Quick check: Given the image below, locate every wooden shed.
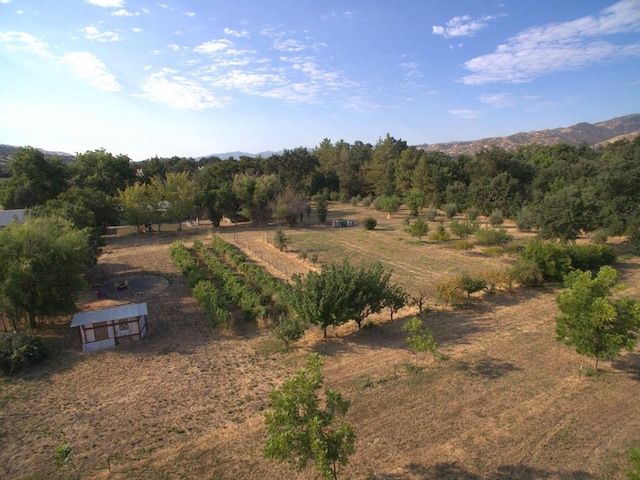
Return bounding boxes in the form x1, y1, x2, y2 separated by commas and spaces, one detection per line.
70, 303, 148, 352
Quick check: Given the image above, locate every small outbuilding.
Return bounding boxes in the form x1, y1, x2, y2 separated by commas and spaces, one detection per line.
70, 303, 148, 352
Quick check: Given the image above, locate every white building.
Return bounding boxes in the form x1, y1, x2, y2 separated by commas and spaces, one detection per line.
70, 303, 148, 352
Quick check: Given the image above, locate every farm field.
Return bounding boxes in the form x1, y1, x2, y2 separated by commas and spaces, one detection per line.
2, 204, 640, 479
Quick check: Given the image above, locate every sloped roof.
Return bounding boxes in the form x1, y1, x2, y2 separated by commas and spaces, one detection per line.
70, 303, 148, 327
0, 209, 25, 227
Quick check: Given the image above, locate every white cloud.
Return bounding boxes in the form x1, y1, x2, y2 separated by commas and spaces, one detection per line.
60, 52, 121, 91
0, 31, 52, 57
194, 38, 233, 54
450, 109, 482, 119
478, 93, 514, 108
1, 0, 12, 4
462, 0, 640, 85
112, 9, 136, 16
81, 25, 120, 42
224, 27, 250, 38
433, 14, 500, 38
273, 38, 306, 52
131, 27, 142, 33
140, 68, 227, 109
184, 11, 195, 17
86, 0, 124, 7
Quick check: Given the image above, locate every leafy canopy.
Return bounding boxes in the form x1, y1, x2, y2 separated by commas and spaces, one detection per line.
555, 266, 640, 368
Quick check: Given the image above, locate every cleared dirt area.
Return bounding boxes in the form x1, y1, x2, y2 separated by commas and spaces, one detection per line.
1, 205, 640, 479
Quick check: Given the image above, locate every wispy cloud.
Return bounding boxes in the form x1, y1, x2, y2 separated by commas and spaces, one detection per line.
462, 0, 640, 85
0, 31, 53, 57
184, 11, 195, 18
194, 38, 233, 54
433, 14, 500, 38
61, 52, 121, 91
81, 25, 120, 42
140, 68, 227, 109
112, 9, 138, 17
478, 92, 514, 108
450, 109, 482, 119
86, 0, 124, 7
224, 27, 250, 38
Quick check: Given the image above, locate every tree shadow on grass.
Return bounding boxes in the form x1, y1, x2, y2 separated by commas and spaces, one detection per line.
453, 357, 522, 380
611, 351, 640, 381
403, 461, 593, 479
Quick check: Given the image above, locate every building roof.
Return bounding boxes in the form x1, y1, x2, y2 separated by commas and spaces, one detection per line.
0, 209, 25, 228
70, 303, 148, 327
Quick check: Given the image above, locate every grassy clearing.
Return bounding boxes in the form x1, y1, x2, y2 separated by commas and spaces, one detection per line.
1, 204, 640, 479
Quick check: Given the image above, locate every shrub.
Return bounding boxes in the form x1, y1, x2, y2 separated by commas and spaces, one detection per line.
425, 208, 438, 222
482, 268, 512, 294
350, 195, 361, 206
489, 209, 504, 226
520, 241, 616, 282
429, 222, 450, 242
465, 206, 480, 222
516, 206, 537, 232
449, 219, 478, 239
272, 227, 290, 251
435, 277, 465, 306
452, 240, 474, 250
443, 203, 458, 218
362, 217, 377, 230
460, 272, 487, 299
0, 330, 49, 376
361, 195, 374, 208
590, 229, 609, 245
509, 259, 544, 287
475, 227, 513, 246
271, 316, 306, 350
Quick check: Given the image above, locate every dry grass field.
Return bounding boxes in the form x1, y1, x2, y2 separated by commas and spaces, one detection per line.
2, 204, 640, 480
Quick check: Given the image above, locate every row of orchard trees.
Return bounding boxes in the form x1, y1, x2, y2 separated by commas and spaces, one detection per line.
2, 136, 640, 244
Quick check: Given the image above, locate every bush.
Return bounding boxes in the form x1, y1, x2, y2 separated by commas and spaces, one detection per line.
425, 208, 438, 222
0, 330, 49, 376
475, 227, 513, 246
460, 272, 487, 298
465, 207, 480, 222
449, 219, 478, 239
452, 240, 474, 250
509, 259, 544, 287
489, 209, 504, 226
516, 206, 537, 232
350, 195, 361, 206
429, 223, 450, 242
435, 277, 465, 306
362, 217, 377, 230
443, 203, 458, 218
361, 195, 374, 208
590, 229, 609, 245
520, 241, 616, 282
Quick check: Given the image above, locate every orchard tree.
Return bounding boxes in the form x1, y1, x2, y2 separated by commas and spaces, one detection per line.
151, 171, 196, 229
0, 216, 93, 329
402, 317, 438, 364
555, 266, 640, 369
118, 182, 157, 232
405, 218, 430, 242
264, 353, 355, 480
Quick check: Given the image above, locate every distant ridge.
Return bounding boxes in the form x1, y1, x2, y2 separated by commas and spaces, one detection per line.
3, 114, 639, 166
417, 114, 640, 156
197, 150, 281, 160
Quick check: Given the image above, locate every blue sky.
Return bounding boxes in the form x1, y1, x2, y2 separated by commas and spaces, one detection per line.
1, 0, 639, 160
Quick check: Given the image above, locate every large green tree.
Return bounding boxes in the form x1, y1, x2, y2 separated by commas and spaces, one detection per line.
0, 217, 93, 329
555, 266, 640, 369
287, 260, 404, 336
0, 147, 69, 208
151, 171, 196, 230
264, 353, 355, 480
73, 148, 137, 197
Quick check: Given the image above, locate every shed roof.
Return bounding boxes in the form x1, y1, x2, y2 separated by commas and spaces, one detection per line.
0, 209, 25, 228
70, 303, 148, 327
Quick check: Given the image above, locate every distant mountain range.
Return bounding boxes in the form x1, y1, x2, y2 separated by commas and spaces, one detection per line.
2, 114, 639, 168
417, 113, 640, 156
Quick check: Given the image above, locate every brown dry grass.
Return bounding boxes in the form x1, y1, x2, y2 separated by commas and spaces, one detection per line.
2, 205, 640, 480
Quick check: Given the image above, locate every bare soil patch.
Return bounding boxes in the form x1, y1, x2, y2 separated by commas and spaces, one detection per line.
1, 205, 640, 479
